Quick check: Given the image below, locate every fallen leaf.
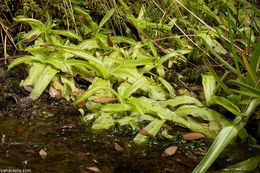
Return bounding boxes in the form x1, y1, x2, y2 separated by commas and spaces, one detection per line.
87, 167, 100, 172
93, 97, 117, 103
24, 35, 38, 43
183, 132, 205, 140
139, 129, 150, 136
73, 90, 86, 107
45, 124, 76, 132
162, 146, 178, 157
161, 129, 168, 137
16, 126, 27, 133
114, 142, 123, 152
20, 85, 33, 92
107, 35, 113, 47
78, 13, 87, 25
49, 86, 61, 99
187, 44, 193, 49
39, 149, 47, 159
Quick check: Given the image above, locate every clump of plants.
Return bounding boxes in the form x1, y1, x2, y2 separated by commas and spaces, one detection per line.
6, 0, 260, 172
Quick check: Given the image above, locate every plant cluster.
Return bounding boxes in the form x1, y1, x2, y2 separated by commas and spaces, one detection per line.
5, 0, 260, 172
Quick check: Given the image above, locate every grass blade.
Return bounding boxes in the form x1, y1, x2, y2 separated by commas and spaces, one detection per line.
193, 125, 241, 173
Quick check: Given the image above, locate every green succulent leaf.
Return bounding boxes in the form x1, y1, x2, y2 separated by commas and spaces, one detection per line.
49, 30, 82, 41
30, 66, 58, 100
14, 15, 46, 31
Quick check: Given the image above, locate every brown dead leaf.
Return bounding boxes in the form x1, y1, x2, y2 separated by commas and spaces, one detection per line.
183, 132, 205, 140
78, 13, 87, 25
187, 44, 193, 49
20, 85, 33, 92
87, 167, 100, 172
139, 129, 150, 136
49, 86, 61, 99
107, 35, 113, 47
39, 149, 47, 159
24, 35, 38, 43
162, 146, 178, 157
93, 97, 117, 103
16, 126, 27, 133
114, 142, 123, 152
73, 90, 86, 107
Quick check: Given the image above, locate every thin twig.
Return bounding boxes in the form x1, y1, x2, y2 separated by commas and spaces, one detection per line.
4, 35, 7, 65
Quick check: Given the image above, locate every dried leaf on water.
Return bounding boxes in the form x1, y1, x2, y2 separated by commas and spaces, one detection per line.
162, 146, 178, 157
93, 97, 117, 103
16, 126, 27, 133
183, 132, 205, 140
39, 149, 47, 159
114, 142, 123, 152
138, 129, 150, 136
87, 167, 100, 172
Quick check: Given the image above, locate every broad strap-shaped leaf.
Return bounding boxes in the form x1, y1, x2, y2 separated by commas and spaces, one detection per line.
30, 66, 58, 100
133, 119, 165, 144
92, 113, 115, 131
22, 27, 42, 41
53, 45, 109, 79
158, 77, 176, 97
78, 38, 100, 50
121, 77, 148, 98
163, 96, 203, 108
110, 36, 137, 45
21, 63, 45, 85
202, 74, 216, 105
14, 15, 46, 31
8, 56, 41, 70
49, 30, 82, 41
219, 156, 260, 173
193, 124, 241, 173
101, 103, 134, 112
67, 59, 102, 77
209, 96, 241, 116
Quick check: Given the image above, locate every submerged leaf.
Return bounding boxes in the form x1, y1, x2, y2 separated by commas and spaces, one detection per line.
162, 146, 178, 157
183, 132, 205, 140
114, 142, 123, 152
39, 149, 47, 159
138, 129, 150, 136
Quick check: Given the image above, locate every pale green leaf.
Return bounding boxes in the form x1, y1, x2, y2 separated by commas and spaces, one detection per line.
30, 66, 58, 100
